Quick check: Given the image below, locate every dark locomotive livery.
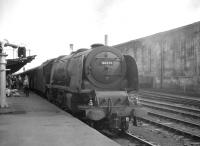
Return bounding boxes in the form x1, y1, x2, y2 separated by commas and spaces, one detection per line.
21, 44, 139, 131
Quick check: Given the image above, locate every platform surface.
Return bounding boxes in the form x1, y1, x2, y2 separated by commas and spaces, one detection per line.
0, 91, 120, 146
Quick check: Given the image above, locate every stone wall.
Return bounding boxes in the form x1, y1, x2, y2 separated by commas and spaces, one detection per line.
114, 21, 200, 94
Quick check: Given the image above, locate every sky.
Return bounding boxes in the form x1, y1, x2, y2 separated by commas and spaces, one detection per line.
0, 0, 200, 72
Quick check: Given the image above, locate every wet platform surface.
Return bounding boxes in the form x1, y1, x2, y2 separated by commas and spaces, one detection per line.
0, 91, 120, 146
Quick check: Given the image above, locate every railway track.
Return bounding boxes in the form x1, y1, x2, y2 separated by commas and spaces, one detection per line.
124, 131, 159, 146
139, 90, 200, 107
136, 90, 200, 145
101, 129, 159, 146
139, 90, 200, 119
137, 116, 200, 140
140, 99, 200, 119
108, 116, 200, 146
147, 109, 200, 128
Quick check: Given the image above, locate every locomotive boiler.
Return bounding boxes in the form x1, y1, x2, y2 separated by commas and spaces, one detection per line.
22, 44, 140, 131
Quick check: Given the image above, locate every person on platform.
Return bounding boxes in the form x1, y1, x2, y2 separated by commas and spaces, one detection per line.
23, 75, 29, 97
6, 74, 12, 89
17, 75, 22, 90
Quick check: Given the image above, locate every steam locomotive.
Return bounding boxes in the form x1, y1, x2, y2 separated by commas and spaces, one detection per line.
20, 44, 139, 131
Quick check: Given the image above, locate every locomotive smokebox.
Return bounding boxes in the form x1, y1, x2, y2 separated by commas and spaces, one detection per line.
85, 46, 126, 89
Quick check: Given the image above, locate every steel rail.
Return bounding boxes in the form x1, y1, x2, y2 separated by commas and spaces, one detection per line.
99, 129, 159, 146
141, 90, 200, 101
137, 117, 200, 140
147, 110, 200, 128
140, 98, 200, 114
139, 91, 200, 106
125, 131, 159, 146
139, 93, 200, 108
140, 101, 200, 119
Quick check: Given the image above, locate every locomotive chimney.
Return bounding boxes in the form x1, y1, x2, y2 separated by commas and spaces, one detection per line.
104, 34, 108, 46
70, 44, 73, 52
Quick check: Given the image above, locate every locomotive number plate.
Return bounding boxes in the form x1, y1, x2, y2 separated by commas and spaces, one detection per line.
101, 61, 113, 65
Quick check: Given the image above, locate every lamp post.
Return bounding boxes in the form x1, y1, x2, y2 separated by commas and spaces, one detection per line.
0, 40, 18, 108
0, 40, 8, 108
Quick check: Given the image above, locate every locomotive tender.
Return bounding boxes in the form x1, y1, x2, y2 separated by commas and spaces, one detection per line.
22, 44, 139, 131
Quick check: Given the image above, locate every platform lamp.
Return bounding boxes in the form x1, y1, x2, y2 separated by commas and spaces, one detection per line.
0, 40, 18, 108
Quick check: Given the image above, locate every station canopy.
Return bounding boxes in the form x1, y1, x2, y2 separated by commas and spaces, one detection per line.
6, 55, 36, 74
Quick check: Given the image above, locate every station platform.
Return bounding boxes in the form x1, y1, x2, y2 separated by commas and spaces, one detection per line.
0, 91, 120, 146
